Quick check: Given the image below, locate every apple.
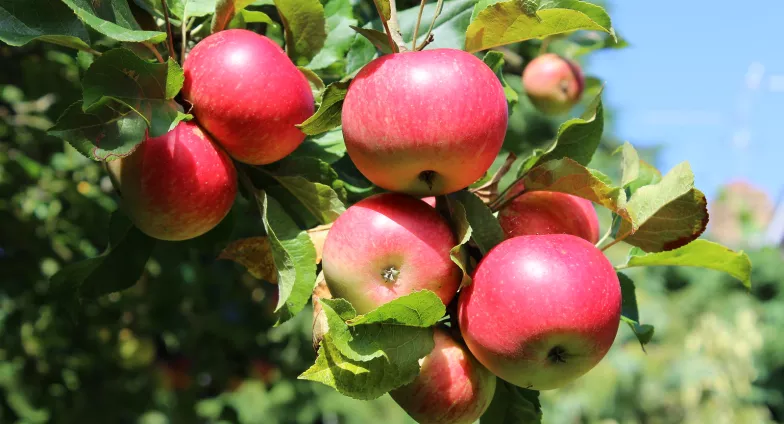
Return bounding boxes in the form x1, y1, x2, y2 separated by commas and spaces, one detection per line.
421, 196, 437, 207
341, 49, 508, 196
390, 327, 497, 424
321, 193, 462, 313
182, 29, 314, 165
108, 121, 237, 241
458, 234, 621, 390
499, 189, 600, 243
522, 53, 584, 115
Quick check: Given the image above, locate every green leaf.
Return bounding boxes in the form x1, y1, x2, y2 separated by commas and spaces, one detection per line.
522, 158, 629, 221
274, 176, 345, 224
448, 191, 504, 255
0, 0, 91, 51
48, 100, 148, 162
170, 0, 218, 19
373, 0, 391, 21
62, 0, 167, 43
269, 156, 347, 203
82, 48, 184, 112
211, 0, 255, 32
617, 162, 709, 252
347, 290, 446, 326
616, 142, 640, 188
299, 336, 422, 400
466, 0, 614, 52
50, 210, 156, 298
349, 26, 393, 54
302, 291, 444, 399
296, 81, 350, 136
292, 129, 347, 164
481, 381, 541, 423
627, 159, 662, 195
617, 272, 654, 349
621, 240, 752, 289
538, 92, 604, 166
345, 30, 377, 75
306, 0, 357, 70
259, 191, 318, 324
274, 0, 326, 65
483, 51, 518, 110
445, 197, 473, 287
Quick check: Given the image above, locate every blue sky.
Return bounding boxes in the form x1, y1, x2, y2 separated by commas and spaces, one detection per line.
589, 1, 783, 202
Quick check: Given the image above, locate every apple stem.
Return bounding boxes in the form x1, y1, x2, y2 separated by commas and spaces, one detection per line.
143, 42, 165, 64
595, 218, 615, 248
412, 0, 426, 51
370, 0, 399, 53
417, 0, 444, 51
386, 0, 409, 52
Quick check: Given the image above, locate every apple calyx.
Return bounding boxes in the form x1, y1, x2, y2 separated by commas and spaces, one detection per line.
419, 170, 437, 191
547, 345, 568, 364
381, 266, 401, 283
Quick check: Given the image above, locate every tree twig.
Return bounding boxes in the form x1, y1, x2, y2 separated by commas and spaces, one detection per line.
418, 0, 444, 50
370, 0, 397, 53
181, 15, 191, 62
470, 152, 517, 205
143, 42, 165, 63
160, 0, 177, 62
387, 0, 408, 52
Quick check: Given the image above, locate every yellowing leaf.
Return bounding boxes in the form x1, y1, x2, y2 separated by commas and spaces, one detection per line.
218, 237, 279, 283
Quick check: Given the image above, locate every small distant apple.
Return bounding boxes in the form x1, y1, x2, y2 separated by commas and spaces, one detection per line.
459, 234, 621, 390
390, 327, 496, 424
321, 193, 462, 313
522, 53, 584, 115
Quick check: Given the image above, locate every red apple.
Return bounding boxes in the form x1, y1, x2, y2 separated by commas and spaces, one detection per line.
182, 29, 314, 165
390, 327, 496, 424
321, 193, 461, 313
421, 196, 437, 207
108, 121, 237, 241
458, 234, 621, 390
342, 49, 508, 196
522, 53, 584, 115
499, 190, 600, 243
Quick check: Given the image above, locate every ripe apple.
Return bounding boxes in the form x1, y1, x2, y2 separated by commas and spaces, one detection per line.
390, 327, 496, 424
341, 49, 508, 196
182, 29, 314, 165
522, 53, 584, 115
321, 193, 462, 313
458, 234, 621, 390
108, 121, 237, 241
499, 189, 600, 243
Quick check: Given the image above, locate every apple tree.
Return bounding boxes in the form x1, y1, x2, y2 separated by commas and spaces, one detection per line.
0, 0, 754, 422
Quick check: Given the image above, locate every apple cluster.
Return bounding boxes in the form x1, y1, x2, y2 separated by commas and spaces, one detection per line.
319, 50, 616, 423
109, 26, 610, 423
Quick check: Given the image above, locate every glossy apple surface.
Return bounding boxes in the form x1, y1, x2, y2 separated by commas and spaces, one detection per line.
499, 190, 600, 243
522, 53, 584, 115
342, 49, 508, 196
321, 193, 461, 313
182, 29, 314, 165
458, 234, 621, 390
390, 327, 496, 424
108, 121, 236, 241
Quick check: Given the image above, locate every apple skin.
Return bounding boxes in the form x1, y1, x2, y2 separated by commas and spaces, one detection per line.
390, 327, 497, 424
321, 193, 462, 314
458, 234, 621, 390
108, 121, 237, 241
522, 53, 585, 115
342, 49, 508, 196
182, 29, 314, 165
499, 190, 600, 243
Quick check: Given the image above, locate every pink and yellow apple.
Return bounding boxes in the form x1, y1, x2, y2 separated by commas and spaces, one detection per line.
321, 193, 461, 313
390, 327, 496, 424
499, 189, 600, 243
108, 121, 236, 241
458, 234, 621, 390
522, 53, 585, 115
342, 49, 508, 196
182, 29, 314, 165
